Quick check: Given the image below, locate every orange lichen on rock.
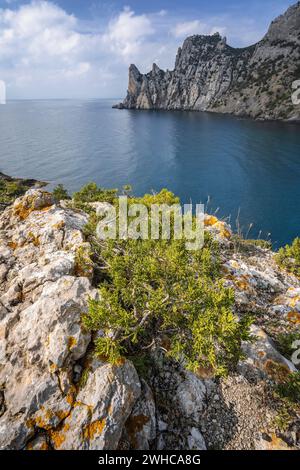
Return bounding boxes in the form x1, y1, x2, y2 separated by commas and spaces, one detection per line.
27, 232, 40, 247
260, 433, 292, 450
33, 407, 56, 431
49, 422, 70, 449
65, 385, 77, 407
215, 221, 231, 239
83, 418, 106, 441
257, 350, 266, 358
13, 192, 53, 220
68, 336, 77, 350
287, 310, 300, 324
204, 215, 218, 227
7, 241, 18, 250
264, 359, 291, 383
52, 220, 65, 230
235, 276, 250, 290
289, 296, 300, 308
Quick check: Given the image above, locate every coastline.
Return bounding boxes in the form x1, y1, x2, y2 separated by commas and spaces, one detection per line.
0, 172, 47, 210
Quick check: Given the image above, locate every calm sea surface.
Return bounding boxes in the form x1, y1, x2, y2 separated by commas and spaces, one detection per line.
0, 99, 300, 247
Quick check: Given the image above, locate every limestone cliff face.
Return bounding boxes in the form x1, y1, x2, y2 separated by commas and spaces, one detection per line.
115, 2, 300, 120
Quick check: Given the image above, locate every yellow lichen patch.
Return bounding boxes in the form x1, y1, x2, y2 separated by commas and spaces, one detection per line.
13, 203, 33, 220
7, 241, 18, 250
83, 418, 106, 441
287, 311, 300, 324
235, 276, 250, 290
273, 295, 286, 305
40, 206, 52, 213
257, 351, 266, 358
230, 260, 240, 269
115, 357, 126, 366
215, 221, 231, 239
52, 220, 65, 230
65, 385, 77, 407
27, 232, 40, 247
289, 296, 300, 308
49, 422, 70, 449
262, 433, 292, 450
33, 407, 55, 431
204, 215, 218, 227
49, 363, 57, 374
13, 193, 53, 220
68, 336, 77, 350
264, 360, 291, 383
55, 409, 70, 422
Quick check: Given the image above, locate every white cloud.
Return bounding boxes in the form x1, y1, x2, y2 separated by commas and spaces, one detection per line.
172, 20, 206, 38
171, 20, 227, 39
103, 7, 154, 60
0, 1, 273, 99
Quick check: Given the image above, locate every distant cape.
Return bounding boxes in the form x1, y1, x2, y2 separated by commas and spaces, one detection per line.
114, 2, 300, 121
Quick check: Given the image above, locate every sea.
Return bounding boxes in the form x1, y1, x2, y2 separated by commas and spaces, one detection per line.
1, 98, 300, 247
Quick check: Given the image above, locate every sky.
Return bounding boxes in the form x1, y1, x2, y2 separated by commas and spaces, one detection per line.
0, 0, 297, 99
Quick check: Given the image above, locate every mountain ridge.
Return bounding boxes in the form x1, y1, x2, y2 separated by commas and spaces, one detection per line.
114, 2, 300, 120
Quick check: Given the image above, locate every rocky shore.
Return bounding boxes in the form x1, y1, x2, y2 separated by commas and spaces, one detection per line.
0, 188, 299, 450
0, 172, 46, 211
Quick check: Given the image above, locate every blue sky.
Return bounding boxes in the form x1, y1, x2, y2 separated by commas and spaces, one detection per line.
0, 0, 296, 98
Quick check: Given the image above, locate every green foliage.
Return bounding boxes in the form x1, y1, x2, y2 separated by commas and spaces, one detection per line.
244, 239, 272, 250
128, 354, 154, 379
74, 245, 93, 278
0, 179, 29, 205
73, 182, 118, 205
276, 372, 300, 404
53, 184, 70, 203
277, 332, 300, 360
79, 185, 253, 376
275, 238, 300, 276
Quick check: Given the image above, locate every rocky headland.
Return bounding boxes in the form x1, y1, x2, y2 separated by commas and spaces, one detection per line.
115, 2, 300, 121
0, 187, 299, 450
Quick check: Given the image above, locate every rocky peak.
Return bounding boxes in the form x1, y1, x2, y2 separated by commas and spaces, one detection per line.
264, 1, 300, 42
115, 2, 300, 120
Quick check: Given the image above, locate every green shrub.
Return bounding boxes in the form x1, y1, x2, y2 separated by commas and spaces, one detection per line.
0, 179, 28, 204
275, 238, 300, 276
80, 186, 253, 376
277, 332, 300, 360
73, 182, 118, 205
276, 372, 300, 404
53, 184, 70, 203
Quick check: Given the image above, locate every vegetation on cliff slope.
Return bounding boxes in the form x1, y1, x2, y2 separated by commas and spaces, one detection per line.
0, 173, 44, 207
71, 183, 253, 376
276, 238, 300, 277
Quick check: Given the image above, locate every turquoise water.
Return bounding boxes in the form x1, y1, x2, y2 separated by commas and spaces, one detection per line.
0, 99, 300, 247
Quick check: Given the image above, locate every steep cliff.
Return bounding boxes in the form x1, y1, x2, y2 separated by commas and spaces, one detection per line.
115, 2, 300, 120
